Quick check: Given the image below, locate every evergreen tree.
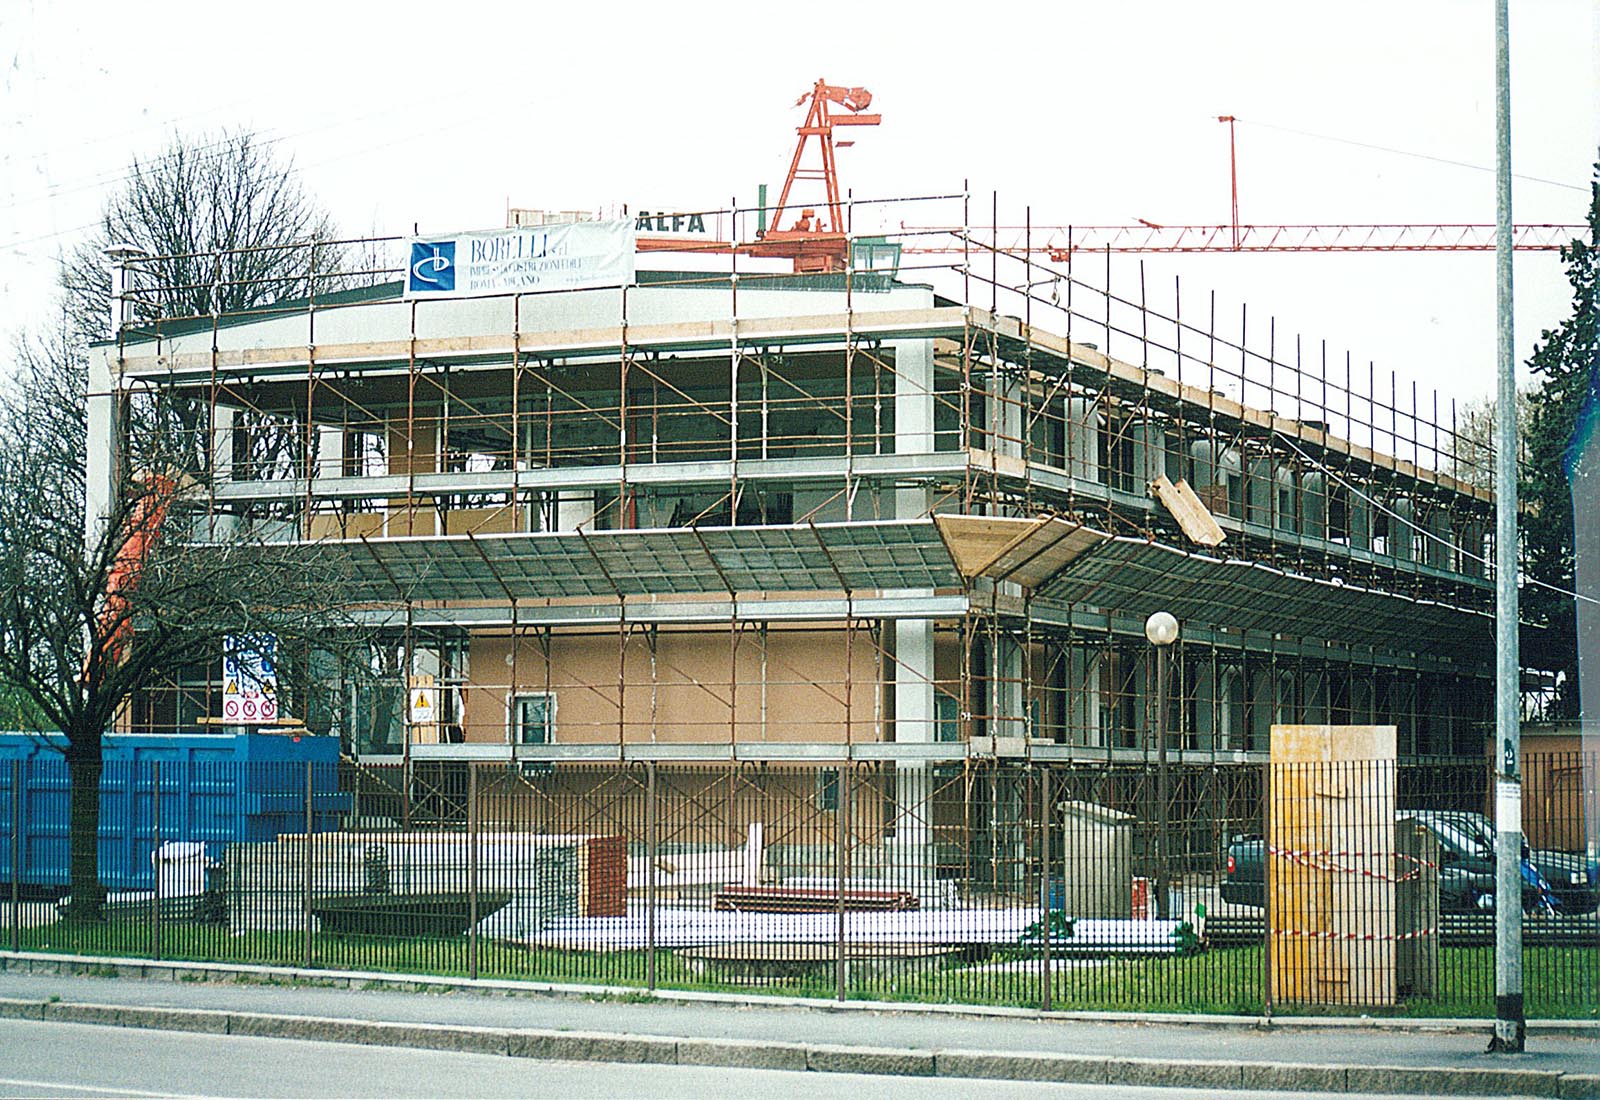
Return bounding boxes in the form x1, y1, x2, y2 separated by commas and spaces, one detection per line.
1522, 158, 1599, 718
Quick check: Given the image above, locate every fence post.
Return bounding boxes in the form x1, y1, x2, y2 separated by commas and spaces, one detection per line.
468, 762, 479, 981
1041, 765, 1053, 1012
402, 758, 412, 832
645, 762, 657, 993
11, 759, 22, 954
835, 763, 849, 1002
150, 760, 161, 961
1261, 759, 1273, 1021
302, 761, 313, 970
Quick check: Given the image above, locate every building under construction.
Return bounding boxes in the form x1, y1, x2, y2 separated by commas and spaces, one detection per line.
90, 189, 1500, 779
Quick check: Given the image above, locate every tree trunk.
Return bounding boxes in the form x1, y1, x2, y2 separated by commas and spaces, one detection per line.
65, 750, 105, 922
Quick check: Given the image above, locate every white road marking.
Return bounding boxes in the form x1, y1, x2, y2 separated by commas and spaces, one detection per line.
0, 1078, 208, 1098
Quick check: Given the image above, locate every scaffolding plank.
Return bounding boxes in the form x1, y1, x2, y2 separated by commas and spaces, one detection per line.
1151, 475, 1227, 548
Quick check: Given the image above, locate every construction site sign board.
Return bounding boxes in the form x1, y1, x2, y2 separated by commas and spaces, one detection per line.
634, 208, 726, 239
222, 633, 279, 725
405, 220, 635, 299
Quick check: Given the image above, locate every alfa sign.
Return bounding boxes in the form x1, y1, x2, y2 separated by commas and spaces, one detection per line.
222, 633, 279, 725
405, 221, 635, 299
634, 209, 726, 239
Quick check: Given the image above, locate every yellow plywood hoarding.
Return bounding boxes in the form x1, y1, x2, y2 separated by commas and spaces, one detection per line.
1269, 724, 1397, 1007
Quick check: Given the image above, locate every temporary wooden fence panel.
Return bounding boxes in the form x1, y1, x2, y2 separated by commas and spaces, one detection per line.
1269, 724, 1397, 1007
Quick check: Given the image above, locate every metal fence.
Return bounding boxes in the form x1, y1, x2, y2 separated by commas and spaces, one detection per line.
2, 753, 1595, 1017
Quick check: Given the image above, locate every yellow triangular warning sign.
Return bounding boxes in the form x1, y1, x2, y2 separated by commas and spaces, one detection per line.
413, 693, 432, 710
225, 680, 238, 695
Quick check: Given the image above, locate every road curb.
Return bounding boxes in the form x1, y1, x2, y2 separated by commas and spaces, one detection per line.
8, 996, 1589, 1097
5, 950, 1595, 1037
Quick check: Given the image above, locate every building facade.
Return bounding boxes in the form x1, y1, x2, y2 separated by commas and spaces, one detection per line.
88, 218, 1498, 776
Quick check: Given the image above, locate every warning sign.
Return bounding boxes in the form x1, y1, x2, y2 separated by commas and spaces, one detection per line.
222, 633, 280, 726
409, 680, 437, 725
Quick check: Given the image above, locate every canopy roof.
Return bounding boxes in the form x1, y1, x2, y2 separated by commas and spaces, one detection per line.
238, 514, 1490, 655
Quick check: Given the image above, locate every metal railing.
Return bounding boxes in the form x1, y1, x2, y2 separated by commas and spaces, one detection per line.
2, 753, 1593, 1017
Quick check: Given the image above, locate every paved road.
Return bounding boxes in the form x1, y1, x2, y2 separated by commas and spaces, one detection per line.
0, 1018, 1466, 1100
0, 970, 1593, 1075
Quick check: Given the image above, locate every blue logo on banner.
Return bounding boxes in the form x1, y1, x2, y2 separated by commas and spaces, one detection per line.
409, 240, 456, 293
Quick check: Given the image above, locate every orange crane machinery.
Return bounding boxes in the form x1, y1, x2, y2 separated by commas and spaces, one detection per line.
746, 79, 881, 273
87, 471, 178, 679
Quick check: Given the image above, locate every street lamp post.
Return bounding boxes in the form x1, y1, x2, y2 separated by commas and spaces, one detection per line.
1146, 611, 1179, 921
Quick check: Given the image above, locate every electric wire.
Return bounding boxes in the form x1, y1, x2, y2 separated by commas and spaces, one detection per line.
1273, 431, 1598, 606
1236, 117, 1587, 194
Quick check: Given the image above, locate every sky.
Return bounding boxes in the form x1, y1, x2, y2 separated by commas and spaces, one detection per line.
2, 0, 1596, 416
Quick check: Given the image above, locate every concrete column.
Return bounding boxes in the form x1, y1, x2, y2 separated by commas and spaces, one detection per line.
892, 338, 933, 519
557, 491, 596, 532
317, 425, 344, 480
207, 405, 238, 542
891, 617, 936, 890
212, 406, 235, 482
991, 373, 1024, 462
890, 337, 938, 892
894, 620, 935, 745
84, 349, 118, 551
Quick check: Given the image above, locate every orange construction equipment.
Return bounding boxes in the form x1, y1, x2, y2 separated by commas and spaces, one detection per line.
88, 472, 178, 676
747, 79, 880, 273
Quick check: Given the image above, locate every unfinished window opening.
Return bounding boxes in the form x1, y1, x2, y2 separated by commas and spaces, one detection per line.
512, 692, 556, 745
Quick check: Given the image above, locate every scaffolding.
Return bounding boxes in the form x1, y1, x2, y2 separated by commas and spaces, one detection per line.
95, 192, 1502, 766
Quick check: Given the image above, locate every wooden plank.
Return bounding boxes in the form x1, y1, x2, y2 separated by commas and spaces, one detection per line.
933, 514, 1043, 577
1150, 475, 1226, 547
931, 513, 1110, 590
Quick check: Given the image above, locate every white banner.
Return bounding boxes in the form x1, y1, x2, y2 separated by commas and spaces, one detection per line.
404, 220, 635, 299
222, 633, 280, 725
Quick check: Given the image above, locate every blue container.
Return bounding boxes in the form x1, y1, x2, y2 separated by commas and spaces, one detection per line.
0, 732, 347, 891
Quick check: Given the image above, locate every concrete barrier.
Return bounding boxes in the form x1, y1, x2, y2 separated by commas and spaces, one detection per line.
936, 1051, 1110, 1083
807, 1044, 936, 1076
1561, 1075, 1600, 1099
677, 1037, 808, 1071
1111, 1057, 1243, 1090
46, 1001, 229, 1034
1345, 1065, 1563, 1097
507, 1030, 677, 1064
0, 997, 45, 1020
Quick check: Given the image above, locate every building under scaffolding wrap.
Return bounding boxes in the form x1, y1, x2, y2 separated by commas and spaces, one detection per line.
89, 197, 1505, 803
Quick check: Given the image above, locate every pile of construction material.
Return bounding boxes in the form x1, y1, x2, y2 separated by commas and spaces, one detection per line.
224, 831, 624, 936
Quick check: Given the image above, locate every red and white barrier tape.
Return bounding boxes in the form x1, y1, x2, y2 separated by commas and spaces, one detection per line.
1268, 845, 1438, 883
1272, 927, 1437, 942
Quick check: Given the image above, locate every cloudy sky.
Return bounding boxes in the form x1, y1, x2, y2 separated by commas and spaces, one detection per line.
3, 0, 1595, 416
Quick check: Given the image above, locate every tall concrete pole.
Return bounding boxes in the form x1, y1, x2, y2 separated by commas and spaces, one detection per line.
1489, 0, 1525, 1055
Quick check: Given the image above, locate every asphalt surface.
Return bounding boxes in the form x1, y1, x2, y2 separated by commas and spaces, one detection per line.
0, 968, 1594, 1074
0, 1017, 1471, 1100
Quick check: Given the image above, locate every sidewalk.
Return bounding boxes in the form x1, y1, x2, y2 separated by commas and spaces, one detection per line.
1, 953, 1596, 1096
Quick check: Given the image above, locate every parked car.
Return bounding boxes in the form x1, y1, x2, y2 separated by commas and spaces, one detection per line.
1222, 810, 1599, 915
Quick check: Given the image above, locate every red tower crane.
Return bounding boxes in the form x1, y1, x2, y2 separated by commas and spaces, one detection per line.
902, 116, 1582, 256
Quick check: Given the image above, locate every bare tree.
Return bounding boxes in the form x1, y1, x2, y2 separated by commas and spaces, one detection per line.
0, 321, 382, 919
0, 131, 388, 921
57, 131, 377, 479
58, 130, 348, 343
1445, 391, 1532, 491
